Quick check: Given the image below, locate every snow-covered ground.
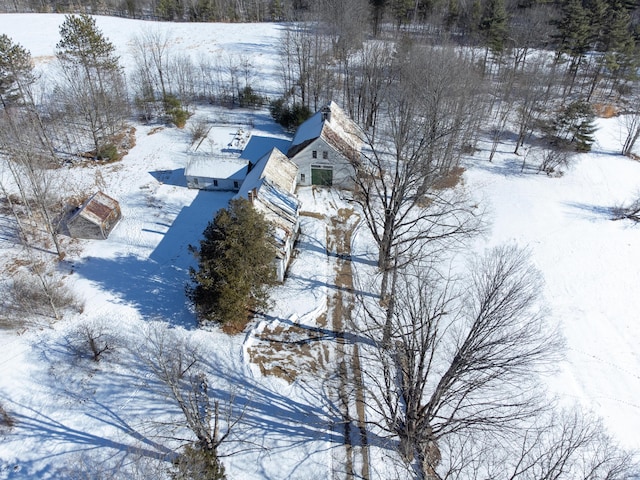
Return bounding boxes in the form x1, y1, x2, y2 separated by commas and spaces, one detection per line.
0, 13, 640, 479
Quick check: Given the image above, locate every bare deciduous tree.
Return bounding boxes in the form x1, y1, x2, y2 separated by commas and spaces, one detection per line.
436, 408, 639, 480
132, 28, 175, 119
621, 100, 640, 157
360, 246, 561, 479
351, 43, 484, 299
0, 34, 64, 257
612, 194, 640, 222
137, 325, 246, 478
69, 319, 115, 362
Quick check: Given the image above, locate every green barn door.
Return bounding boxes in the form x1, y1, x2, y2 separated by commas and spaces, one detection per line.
311, 166, 333, 186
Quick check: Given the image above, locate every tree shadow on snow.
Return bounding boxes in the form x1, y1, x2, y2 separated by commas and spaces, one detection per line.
465, 156, 531, 177
258, 312, 378, 348
201, 364, 390, 459
563, 201, 615, 221
0, 398, 175, 474
295, 237, 378, 267
286, 272, 378, 300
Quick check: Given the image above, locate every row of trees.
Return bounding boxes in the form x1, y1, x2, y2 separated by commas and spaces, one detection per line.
0, 0, 309, 21
290, 5, 640, 478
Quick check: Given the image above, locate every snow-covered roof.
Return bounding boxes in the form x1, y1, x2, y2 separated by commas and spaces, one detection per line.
239, 148, 298, 197
236, 148, 300, 252
72, 191, 119, 225
253, 180, 300, 234
185, 156, 249, 180
287, 101, 362, 162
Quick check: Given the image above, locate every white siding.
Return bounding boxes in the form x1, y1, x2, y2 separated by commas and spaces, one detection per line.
186, 176, 241, 191
293, 138, 355, 189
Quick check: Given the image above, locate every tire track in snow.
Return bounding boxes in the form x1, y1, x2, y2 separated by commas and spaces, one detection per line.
326, 205, 370, 480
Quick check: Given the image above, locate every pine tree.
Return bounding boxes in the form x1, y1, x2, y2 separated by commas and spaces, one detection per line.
480, 0, 508, 56
56, 14, 128, 158
602, 2, 636, 86
391, 0, 414, 26
549, 100, 597, 152
553, 0, 591, 63
0, 34, 33, 108
189, 198, 277, 326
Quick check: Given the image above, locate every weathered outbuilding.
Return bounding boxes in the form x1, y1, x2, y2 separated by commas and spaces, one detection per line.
67, 191, 121, 240
236, 148, 300, 282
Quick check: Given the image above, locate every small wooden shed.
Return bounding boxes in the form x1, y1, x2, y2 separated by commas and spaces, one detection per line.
67, 191, 121, 240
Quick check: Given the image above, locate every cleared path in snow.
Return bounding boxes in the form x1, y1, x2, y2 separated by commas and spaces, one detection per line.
326, 206, 370, 480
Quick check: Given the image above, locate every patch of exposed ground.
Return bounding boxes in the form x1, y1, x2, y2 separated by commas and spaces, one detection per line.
327, 207, 370, 480
247, 320, 331, 383
247, 203, 369, 479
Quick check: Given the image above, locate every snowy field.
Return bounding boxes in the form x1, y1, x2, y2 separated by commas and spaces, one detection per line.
0, 13, 640, 479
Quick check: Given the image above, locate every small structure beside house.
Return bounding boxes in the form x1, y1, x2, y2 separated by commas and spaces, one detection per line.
287, 101, 362, 189
236, 147, 301, 282
185, 156, 249, 191
67, 191, 121, 240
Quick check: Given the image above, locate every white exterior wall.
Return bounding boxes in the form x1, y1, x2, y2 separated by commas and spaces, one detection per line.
185, 176, 242, 191
293, 138, 355, 189
273, 219, 300, 283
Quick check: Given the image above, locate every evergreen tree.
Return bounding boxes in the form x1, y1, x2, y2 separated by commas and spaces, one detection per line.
391, 0, 414, 26
480, 0, 508, 55
56, 14, 128, 158
0, 34, 33, 108
549, 100, 597, 152
553, 0, 591, 63
189, 198, 277, 326
602, 2, 637, 84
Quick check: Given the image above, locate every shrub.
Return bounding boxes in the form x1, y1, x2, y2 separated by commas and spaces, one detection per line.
238, 85, 265, 108
172, 445, 226, 480
0, 403, 13, 430
189, 118, 210, 146
67, 320, 115, 362
269, 98, 311, 130
164, 94, 191, 128
97, 143, 120, 162
8, 269, 82, 321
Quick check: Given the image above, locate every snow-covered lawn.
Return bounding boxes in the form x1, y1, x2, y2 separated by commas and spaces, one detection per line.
0, 13, 640, 479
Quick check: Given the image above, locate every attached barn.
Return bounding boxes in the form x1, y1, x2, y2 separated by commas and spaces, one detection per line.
236, 148, 300, 282
287, 102, 362, 189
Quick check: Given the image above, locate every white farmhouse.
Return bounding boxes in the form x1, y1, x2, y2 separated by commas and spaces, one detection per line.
185, 156, 249, 191
287, 101, 362, 189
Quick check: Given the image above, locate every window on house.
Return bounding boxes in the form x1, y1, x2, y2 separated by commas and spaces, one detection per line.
322, 151, 328, 159
312, 150, 317, 159
234, 181, 239, 189
300, 173, 306, 183
193, 178, 199, 185
213, 179, 218, 187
